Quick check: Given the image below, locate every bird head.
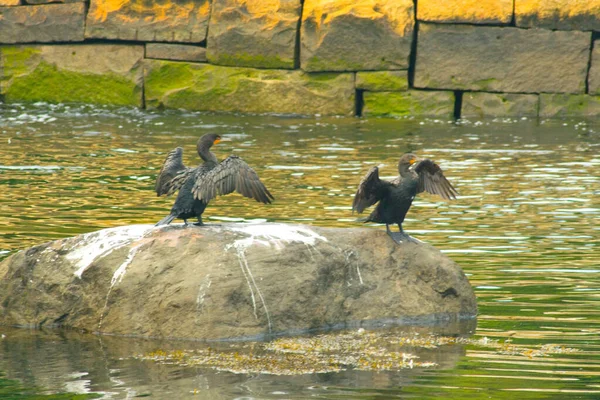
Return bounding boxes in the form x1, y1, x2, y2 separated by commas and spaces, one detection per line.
398, 153, 419, 175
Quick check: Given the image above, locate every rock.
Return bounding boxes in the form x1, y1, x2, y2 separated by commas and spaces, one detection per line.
417, 0, 513, 24
85, 0, 211, 43
414, 24, 591, 94
0, 3, 85, 43
144, 60, 355, 116
24, 0, 83, 4
362, 91, 455, 118
539, 94, 600, 117
0, 0, 20, 5
0, 44, 144, 106
587, 41, 600, 95
145, 43, 207, 62
300, 0, 414, 71
206, 0, 301, 69
0, 224, 476, 340
461, 93, 539, 118
516, 0, 600, 30
356, 71, 408, 91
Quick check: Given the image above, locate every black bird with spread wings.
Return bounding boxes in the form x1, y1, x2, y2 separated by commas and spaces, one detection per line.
352, 153, 457, 243
155, 133, 274, 226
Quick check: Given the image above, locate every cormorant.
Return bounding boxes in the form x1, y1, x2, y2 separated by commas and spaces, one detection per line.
352, 153, 458, 243
155, 133, 274, 226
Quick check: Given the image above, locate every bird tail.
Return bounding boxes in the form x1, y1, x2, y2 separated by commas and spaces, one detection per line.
155, 214, 176, 226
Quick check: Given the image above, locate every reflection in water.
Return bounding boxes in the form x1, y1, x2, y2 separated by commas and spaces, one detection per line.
1, 103, 600, 398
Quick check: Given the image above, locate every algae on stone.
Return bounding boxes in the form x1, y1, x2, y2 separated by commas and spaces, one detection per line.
461, 93, 539, 118
207, 0, 301, 69
144, 60, 355, 116
417, 0, 513, 24
362, 91, 454, 118
301, 0, 414, 71
0, 44, 144, 107
539, 94, 600, 117
356, 71, 408, 91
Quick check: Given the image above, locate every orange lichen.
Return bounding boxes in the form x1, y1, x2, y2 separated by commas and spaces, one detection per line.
90, 0, 209, 24
516, 0, 600, 21
302, 0, 413, 37
418, 0, 513, 23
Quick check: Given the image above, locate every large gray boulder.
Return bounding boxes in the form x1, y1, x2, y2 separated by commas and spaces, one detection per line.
0, 223, 476, 340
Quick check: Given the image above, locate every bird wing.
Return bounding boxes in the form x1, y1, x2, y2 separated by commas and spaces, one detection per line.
414, 159, 458, 200
155, 147, 188, 196
352, 166, 387, 213
192, 155, 274, 204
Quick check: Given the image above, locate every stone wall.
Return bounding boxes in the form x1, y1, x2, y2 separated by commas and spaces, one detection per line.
0, 0, 599, 118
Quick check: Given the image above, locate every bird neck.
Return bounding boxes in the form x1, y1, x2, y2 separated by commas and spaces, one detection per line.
398, 163, 414, 178
197, 142, 218, 164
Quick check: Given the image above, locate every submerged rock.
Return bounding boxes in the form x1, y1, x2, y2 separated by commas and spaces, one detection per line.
0, 223, 476, 340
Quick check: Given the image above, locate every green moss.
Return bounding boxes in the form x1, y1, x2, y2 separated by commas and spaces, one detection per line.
207, 51, 294, 69
1, 46, 42, 79
303, 56, 365, 72
356, 71, 408, 91
4, 61, 141, 106
472, 78, 498, 91
144, 60, 355, 115
363, 91, 454, 118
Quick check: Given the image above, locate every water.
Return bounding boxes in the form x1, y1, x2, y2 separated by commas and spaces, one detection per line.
1, 102, 600, 398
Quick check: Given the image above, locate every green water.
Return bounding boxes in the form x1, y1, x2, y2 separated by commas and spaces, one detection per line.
1, 102, 599, 398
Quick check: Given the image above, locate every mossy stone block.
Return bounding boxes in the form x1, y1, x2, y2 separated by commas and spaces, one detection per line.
362, 90, 454, 118
0, 44, 144, 107
86, 0, 211, 42
207, 0, 301, 69
539, 94, 600, 117
461, 93, 539, 118
301, 0, 414, 71
356, 71, 408, 91
144, 60, 355, 116
415, 24, 590, 94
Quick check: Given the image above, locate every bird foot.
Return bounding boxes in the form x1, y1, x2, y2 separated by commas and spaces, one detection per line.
387, 231, 421, 244
193, 222, 205, 226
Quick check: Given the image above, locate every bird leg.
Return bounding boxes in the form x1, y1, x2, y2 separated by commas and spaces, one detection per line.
193, 216, 205, 226
386, 224, 419, 244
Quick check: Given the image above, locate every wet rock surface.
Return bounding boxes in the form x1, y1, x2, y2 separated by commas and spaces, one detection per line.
0, 223, 476, 340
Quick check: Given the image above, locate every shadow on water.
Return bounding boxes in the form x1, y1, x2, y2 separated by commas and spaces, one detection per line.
1, 103, 600, 398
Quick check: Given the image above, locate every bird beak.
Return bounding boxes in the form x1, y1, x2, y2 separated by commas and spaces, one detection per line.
214, 138, 221, 145
409, 158, 417, 165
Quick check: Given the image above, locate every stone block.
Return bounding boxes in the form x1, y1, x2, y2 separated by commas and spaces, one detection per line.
415, 24, 590, 94
516, 0, 600, 30
461, 93, 539, 118
301, 0, 414, 71
418, 0, 513, 24
0, 0, 20, 5
587, 41, 600, 95
146, 43, 207, 62
0, 44, 144, 107
144, 61, 355, 116
0, 3, 85, 43
206, 0, 301, 69
85, 0, 211, 42
24, 0, 83, 4
362, 91, 455, 118
539, 94, 600, 117
356, 71, 408, 91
